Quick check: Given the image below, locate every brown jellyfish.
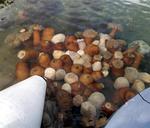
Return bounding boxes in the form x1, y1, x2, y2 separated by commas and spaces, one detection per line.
84, 44, 100, 56
96, 117, 108, 128
42, 27, 55, 41
41, 40, 54, 53
83, 67, 93, 74
70, 82, 84, 96
81, 115, 96, 127
106, 39, 126, 53
65, 35, 79, 52
65, 42, 79, 52
17, 30, 32, 42
53, 43, 66, 50
123, 52, 135, 66
16, 61, 30, 81
17, 49, 39, 61
90, 82, 104, 91
91, 71, 103, 81
38, 53, 51, 68
112, 87, 137, 106
82, 29, 98, 39
131, 52, 143, 69
71, 64, 83, 75
73, 95, 84, 107
56, 89, 73, 112
101, 102, 117, 116
108, 23, 122, 38
50, 59, 63, 70
102, 51, 113, 63
33, 30, 41, 47
65, 35, 77, 44
82, 87, 93, 100
60, 54, 73, 66
111, 58, 124, 77
30, 65, 44, 76
124, 89, 137, 102
84, 37, 93, 45
80, 73, 94, 86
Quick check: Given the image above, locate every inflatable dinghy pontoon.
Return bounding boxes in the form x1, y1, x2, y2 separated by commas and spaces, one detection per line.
0, 76, 46, 128
105, 87, 150, 128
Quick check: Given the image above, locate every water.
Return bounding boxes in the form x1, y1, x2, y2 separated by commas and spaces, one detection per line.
0, 0, 150, 89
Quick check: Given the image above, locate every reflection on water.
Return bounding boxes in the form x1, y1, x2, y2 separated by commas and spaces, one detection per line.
0, 0, 150, 89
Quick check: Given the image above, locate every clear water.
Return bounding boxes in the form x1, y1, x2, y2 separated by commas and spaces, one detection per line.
0, 0, 150, 89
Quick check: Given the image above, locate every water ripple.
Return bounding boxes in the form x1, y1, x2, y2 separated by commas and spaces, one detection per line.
0, 0, 150, 42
